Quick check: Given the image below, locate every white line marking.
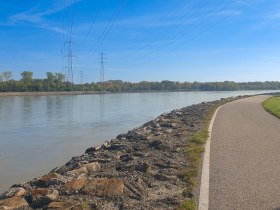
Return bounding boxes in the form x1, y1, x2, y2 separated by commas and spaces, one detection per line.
198, 105, 222, 210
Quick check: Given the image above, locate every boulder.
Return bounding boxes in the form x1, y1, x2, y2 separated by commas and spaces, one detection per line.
34, 173, 59, 187
0, 187, 26, 199
0, 197, 29, 210
83, 178, 124, 196
82, 162, 101, 174
66, 167, 88, 176
31, 188, 59, 208
41, 173, 59, 182
65, 179, 85, 192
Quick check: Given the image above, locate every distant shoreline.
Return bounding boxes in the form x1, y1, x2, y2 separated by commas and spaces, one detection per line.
0, 89, 279, 97
0, 91, 107, 97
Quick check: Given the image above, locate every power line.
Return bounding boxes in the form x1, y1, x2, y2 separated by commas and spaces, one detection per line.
69, 0, 76, 41
85, 0, 127, 61
80, 14, 98, 45
113, 0, 226, 61
131, 0, 202, 53
132, 0, 195, 45
159, 0, 251, 56
134, 0, 241, 62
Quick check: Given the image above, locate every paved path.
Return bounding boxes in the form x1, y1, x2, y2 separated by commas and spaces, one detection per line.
209, 95, 280, 210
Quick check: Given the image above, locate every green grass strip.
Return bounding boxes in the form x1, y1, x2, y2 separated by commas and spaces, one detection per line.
262, 96, 280, 119
179, 100, 235, 209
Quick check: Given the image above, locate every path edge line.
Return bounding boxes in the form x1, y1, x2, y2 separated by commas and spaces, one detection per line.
198, 105, 222, 210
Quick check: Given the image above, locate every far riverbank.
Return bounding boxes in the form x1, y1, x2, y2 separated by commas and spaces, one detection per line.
1, 89, 280, 97
0, 91, 107, 97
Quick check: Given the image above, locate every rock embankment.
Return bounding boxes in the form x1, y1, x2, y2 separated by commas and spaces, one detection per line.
0, 96, 245, 210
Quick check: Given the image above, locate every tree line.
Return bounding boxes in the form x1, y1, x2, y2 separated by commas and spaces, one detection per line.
1, 71, 280, 92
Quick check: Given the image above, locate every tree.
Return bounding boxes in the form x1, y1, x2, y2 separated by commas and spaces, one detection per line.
46, 72, 55, 83
2, 71, 13, 81
55, 73, 65, 83
21, 71, 33, 82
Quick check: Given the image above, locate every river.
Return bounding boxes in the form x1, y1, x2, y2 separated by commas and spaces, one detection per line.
0, 90, 278, 191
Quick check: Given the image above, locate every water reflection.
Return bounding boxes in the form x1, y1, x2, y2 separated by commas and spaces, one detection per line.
99, 94, 105, 121
46, 96, 64, 123
46, 96, 54, 120
21, 97, 33, 127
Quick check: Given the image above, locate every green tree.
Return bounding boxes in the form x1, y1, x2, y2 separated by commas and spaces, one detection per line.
21, 71, 33, 82
46, 72, 55, 83
55, 73, 65, 83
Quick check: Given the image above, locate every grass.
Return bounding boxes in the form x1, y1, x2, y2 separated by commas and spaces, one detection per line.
178, 99, 236, 210
178, 103, 220, 210
178, 129, 209, 210
179, 200, 196, 210
262, 96, 280, 119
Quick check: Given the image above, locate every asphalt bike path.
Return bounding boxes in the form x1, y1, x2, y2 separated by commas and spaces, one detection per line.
209, 95, 280, 210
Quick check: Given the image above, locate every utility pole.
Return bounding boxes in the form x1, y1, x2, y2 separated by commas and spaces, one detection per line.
98, 51, 106, 92
64, 40, 74, 85
80, 68, 83, 85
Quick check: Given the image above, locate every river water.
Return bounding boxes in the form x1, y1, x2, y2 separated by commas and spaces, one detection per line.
0, 90, 278, 191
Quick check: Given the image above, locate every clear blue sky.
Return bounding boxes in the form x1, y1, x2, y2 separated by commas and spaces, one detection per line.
0, 0, 280, 83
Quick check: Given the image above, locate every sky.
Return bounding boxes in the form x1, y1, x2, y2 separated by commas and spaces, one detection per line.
0, 0, 280, 83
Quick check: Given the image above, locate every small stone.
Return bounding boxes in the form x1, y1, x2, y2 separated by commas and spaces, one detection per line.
135, 163, 151, 173
0, 197, 29, 209
133, 151, 145, 157
171, 123, 177, 128
82, 162, 101, 174
65, 179, 85, 192
101, 141, 111, 149
149, 140, 162, 148
48, 201, 82, 209
166, 129, 173, 133
85, 145, 101, 154
154, 132, 163, 136
154, 173, 171, 181
120, 154, 134, 162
